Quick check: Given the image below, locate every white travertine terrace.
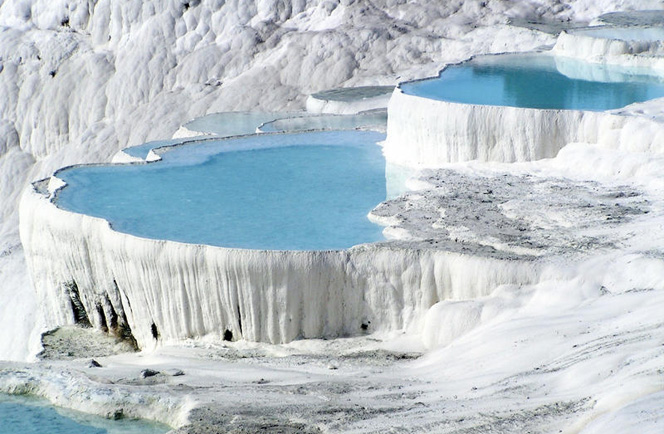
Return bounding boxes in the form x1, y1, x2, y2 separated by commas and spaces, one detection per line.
384, 26, 664, 168
21, 27, 664, 351
384, 86, 664, 167
553, 27, 664, 64
20, 172, 542, 350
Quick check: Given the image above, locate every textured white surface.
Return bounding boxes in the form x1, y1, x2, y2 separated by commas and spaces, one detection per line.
385, 89, 587, 165
0, 0, 565, 360
554, 27, 664, 66
4, 0, 664, 431
20, 179, 542, 349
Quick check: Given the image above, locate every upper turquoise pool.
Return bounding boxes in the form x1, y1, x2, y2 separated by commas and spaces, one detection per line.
400, 53, 664, 111
55, 131, 386, 251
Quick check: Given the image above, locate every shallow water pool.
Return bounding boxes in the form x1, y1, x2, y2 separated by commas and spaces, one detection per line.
571, 26, 664, 42
56, 131, 386, 251
400, 53, 664, 111
122, 112, 300, 159
0, 395, 168, 434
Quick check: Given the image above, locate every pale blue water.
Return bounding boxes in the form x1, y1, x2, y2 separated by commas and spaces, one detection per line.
0, 395, 168, 434
124, 111, 388, 159
56, 131, 386, 251
183, 112, 298, 136
573, 26, 664, 42
401, 53, 664, 111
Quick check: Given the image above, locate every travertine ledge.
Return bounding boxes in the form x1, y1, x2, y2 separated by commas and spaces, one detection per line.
20, 176, 543, 350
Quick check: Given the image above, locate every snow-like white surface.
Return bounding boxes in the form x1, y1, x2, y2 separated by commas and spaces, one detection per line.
580, 390, 664, 434
554, 27, 664, 66
0, 0, 568, 360
4, 0, 664, 432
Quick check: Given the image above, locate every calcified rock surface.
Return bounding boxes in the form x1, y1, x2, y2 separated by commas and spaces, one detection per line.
21, 172, 542, 350
554, 26, 664, 64
0, 0, 566, 359
5, 1, 664, 433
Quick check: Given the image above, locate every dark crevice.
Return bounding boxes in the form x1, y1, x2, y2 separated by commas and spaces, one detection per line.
65, 281, 91, 328
105, 293, 119, 331
112, 280, 139, 351
236, 304, 243, 337
223, 329, 233, 341
151, 322, 160, 340
96, 303, 108, 333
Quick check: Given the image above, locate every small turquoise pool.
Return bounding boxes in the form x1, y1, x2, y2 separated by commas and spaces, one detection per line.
400, 53, 664, 111
0, 394, 168, 434
56, 131, 386, 251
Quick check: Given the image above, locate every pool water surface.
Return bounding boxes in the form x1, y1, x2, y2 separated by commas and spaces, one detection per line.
56, 131, 387, 251
400, 53, 664, 111
0, 395, 168, 434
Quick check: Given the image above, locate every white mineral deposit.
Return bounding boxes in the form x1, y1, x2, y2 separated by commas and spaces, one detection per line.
2, 1, 664, 433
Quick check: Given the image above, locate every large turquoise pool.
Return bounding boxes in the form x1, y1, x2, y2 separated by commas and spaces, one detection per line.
55, 131, 386, 251
400, 53, 664, 111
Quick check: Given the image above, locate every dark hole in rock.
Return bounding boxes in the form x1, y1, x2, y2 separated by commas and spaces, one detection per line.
223, 329, 233, 341
151, 322, 160, 340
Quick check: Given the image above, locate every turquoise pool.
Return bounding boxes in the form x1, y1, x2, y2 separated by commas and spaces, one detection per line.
400, 53, 664, 111
0, 394, 168, 434
55, 131, 386, 251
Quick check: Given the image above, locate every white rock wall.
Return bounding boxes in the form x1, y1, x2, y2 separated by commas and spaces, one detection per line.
384, 87, 664, 167
553, 29, 664, 66
20, 183, 543, 349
